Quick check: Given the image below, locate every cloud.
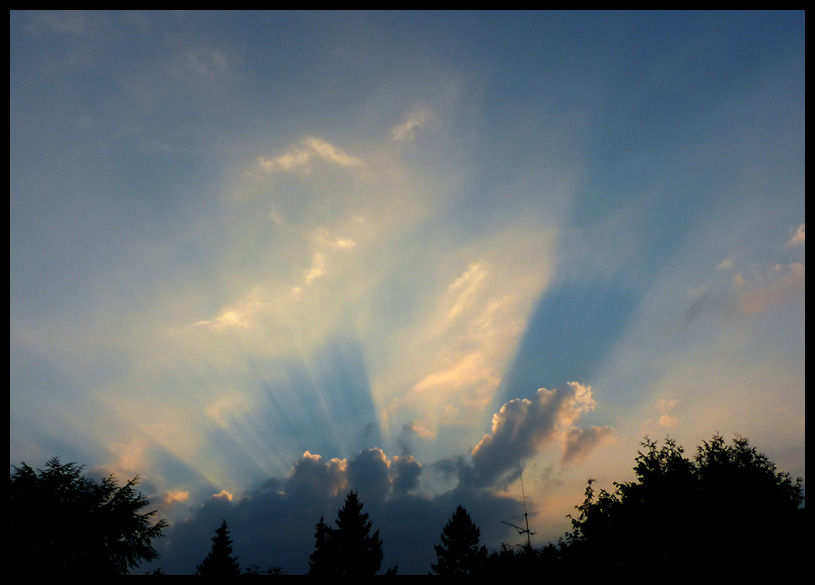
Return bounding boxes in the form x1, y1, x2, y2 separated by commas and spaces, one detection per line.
683, 225, 806, 324
256, 137, 364, 175
390, 455, 422, 496
176, 47, 233, 78
150, 444, 520, 574
659, 398, 680, 413
212, 489, 234, 502
786, 223, 805, 248
300, 226, 358, 285
443, 263, 490, 324
378, 235, 553, 446
195, 310, 249, 329
189, 288, 270, 330
26, 10, 98, 35
285, 451, 349, 503
466, 382, 599, 486
658, 415, 679, 428
282, 448, 424, 506
391, 109, 429, 141
303, 252, 328, 284
716, 259, 733, 270
163, 490, 190, 506
732, 261, 805, 314
561, 425, 616, 465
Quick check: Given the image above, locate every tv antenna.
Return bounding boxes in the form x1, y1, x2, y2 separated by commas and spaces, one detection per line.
501, 454, 537, 548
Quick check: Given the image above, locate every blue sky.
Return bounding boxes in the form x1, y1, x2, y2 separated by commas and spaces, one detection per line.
10, 11, 805, 574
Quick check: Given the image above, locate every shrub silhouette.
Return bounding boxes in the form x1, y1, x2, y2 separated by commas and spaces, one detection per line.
9, 457, 168, 575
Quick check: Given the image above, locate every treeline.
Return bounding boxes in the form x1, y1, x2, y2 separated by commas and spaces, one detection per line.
10, 434, 805, 576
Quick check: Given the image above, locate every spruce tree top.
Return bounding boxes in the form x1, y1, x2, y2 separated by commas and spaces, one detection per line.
196, 519, 241, 576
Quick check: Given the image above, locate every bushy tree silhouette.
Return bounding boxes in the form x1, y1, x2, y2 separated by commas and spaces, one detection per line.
308, 491, 385, 576
196, 519, 241, 576
483, 541, 563, 578
563, 434, 805, 577
9, 457, 168, 575
431, 505, 487, 575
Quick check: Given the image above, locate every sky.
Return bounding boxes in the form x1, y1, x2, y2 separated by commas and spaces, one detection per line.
10, 10, 805, 574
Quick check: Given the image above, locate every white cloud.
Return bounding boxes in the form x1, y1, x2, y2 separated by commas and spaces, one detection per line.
379, 252, 548, 443
401, 352, 502, 427
303, 137, 364, 168
163, 490, 190, 506
286, 451, 349, 502
561, 425, 616, 465
392, 109, 429, 141
257, 137, 363, 175
443, 263, 489, 324
716, 259, 733, 270
179, 48, 232, 77
212, 489, 234, 502
280, 448, 423, 504
786, 223, 805, 248
658, 414, 679, 428
303, 252, 328, 284
312, 226, 357, 251
659, 398, 680, 413
190, 288, 270, 330
26, 10, 103, 36
374, 229, 555, 452
732, 261, 805, 314
468, 382, 599, 485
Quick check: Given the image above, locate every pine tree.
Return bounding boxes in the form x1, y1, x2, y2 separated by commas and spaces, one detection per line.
196, 519, 241, 576
431, 505, 488, 575
308, 491, 384, 576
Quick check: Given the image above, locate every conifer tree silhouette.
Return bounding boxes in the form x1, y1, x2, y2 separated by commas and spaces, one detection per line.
308, 515, 336, 576
431, 505, 488, 575
9, 457, 167, 575
196, 519, 241, 576
308, 491, 384, 576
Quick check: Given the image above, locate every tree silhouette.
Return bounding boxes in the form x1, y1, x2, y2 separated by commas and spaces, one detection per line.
563, 434, 805, 577
308, 491, 385, 576
307, 515, 336, 576
196, 519, 241, 576
483, 541, 564, 578
431, 505, 488, 575
243, 564, 287, 575
9, 457, 168, 575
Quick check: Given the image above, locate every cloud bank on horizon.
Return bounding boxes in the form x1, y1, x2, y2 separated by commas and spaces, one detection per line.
10, 11, 804, 573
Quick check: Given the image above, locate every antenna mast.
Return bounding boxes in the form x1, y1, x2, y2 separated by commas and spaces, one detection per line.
500, 454, 537, 548
518, 454, 532, 547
